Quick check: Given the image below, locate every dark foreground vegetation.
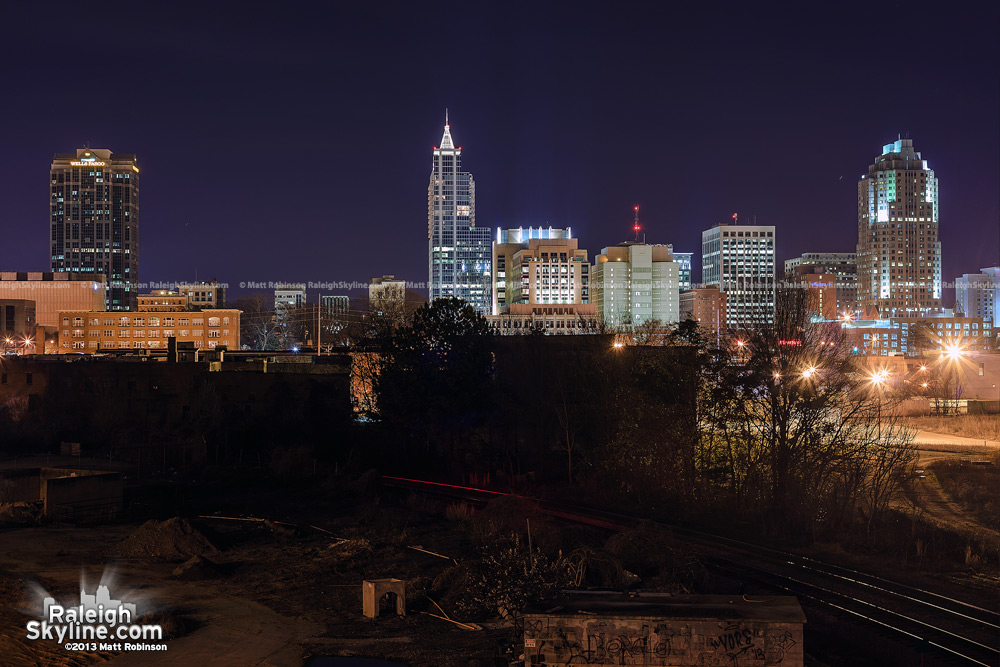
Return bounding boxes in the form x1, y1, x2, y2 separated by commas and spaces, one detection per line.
0, 290, 995, 575
930, 451, 1000, 533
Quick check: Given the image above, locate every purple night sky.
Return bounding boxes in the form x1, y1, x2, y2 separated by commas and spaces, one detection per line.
1, 2, 997, 305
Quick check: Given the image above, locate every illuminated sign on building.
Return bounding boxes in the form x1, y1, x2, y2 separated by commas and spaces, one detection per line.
70, 161, 106, 167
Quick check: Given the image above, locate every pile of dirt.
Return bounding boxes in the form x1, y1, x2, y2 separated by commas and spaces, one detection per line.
110, 517, 218, 561
171, 554, 222, 580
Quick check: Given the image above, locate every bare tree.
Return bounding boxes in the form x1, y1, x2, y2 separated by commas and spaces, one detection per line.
697, 287, 916, 535
233, 293, 281, 350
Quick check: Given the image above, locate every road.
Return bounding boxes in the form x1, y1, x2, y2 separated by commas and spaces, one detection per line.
912, 430, 1000, 449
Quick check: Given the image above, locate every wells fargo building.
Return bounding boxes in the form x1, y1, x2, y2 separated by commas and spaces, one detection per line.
50, 148, 139, 311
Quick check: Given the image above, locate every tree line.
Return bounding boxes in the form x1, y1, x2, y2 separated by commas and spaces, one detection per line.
359, 291, 915, 540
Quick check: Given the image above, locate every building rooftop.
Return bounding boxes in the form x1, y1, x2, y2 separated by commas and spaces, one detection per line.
1, 272, 106, 282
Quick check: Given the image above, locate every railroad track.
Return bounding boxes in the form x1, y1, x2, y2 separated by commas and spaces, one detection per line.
384, 475, 1000, 666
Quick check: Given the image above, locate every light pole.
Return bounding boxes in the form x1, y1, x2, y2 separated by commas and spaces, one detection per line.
939, 342, 966, 415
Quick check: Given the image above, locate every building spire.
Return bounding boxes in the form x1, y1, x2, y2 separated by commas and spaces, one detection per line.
440, 109, 455, 150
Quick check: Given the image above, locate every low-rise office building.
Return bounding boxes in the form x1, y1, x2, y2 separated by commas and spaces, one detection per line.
844, 314, 993, 356
486, 303, 600, 335
57, 295, 241, 352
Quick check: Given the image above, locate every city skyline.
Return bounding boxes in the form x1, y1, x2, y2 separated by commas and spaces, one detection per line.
0, 4, 996, 305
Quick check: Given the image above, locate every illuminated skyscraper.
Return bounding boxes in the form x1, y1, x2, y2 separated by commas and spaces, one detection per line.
701, 222, 776, 329
50, 148, 139, 311
427, 113, 491, 314
856, 138, 942, 317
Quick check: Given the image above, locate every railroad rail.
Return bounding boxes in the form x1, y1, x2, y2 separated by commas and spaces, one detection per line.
383, 475, 1000, 666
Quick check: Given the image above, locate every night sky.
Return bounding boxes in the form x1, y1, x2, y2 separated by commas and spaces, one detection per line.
2, 2, 997, 305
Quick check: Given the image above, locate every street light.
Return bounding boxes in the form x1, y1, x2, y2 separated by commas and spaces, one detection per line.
941, 340, 966, 414
802, 367, 816, 379
943, 341, 964, 362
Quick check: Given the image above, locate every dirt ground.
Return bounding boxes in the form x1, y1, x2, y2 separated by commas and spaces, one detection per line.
0, 499, 512, 667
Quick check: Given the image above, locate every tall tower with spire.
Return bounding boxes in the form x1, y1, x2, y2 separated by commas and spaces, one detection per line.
427, 112, 491, 314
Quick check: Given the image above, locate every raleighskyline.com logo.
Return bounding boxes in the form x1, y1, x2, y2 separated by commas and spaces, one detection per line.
26, 584, 166, 652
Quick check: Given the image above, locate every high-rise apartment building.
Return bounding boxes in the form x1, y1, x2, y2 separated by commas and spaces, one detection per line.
427, 114, 491, 315
702, 223, 776, 329
856, 138, 941, 317
592, 242, 680, 328
50, 148, 139, 311
956, 267, 999, 322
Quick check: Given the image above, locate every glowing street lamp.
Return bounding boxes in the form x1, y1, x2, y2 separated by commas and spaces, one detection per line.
943, 341, 964, 362
940, 341, 967, 412
802, 367, 816, 379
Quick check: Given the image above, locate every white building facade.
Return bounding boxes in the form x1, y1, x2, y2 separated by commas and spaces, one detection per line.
702, 223, 776, 329
592, 243, 679, 329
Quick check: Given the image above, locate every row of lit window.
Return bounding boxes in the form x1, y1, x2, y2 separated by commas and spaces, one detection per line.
66, 339, 228, 350
63, 316, 229, 327
66, 328, 229, 338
